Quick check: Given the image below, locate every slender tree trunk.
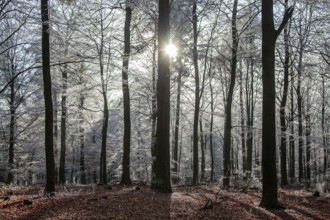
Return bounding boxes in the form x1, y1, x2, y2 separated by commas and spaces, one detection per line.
79, 94, 86, 184
192, 0, 200, 185
209, 71, 215, 182
321, 75, 327, 178
289, 67, 295, 181
41, 0, 55, 193
223, 0, 238, 188
172, 58, 182, 185
151, 21, 157, 185
239, 65, 247, 179
152, 0, 172, 193
120, 2, 132, 185
305, 89, 311, 186
53, 92, 59, 184
297, 46, 304, 183
6, 64, 15, 185
279, 3, 290, 186
200, 119, 205, 181
246, 55, 254, 176
99, 16, 108, 185
59, 65, 68, 184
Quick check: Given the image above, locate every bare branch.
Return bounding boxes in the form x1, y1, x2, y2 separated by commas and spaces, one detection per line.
275, 6, 294, 39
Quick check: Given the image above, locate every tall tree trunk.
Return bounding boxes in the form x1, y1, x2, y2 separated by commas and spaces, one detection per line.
120, 2, 132, 185
41, 0, 55, 193
297, 45, 304, 183
239, 64, 247, 179
279, 2, 290, 186
79, 94, 86, 184
289, 66, 295, 181
260, 0, 293, 208
200, 119, 205, 181
192, 0, 200, 185
223, 0, 238, 188
209, 70, 215, 182
6, 63, 15, 185
53, 92, 59, 184
99, 15, 108, 185
321, 75, 327, 178
246, 53, 254, 176
59, 65, 68, 184
152, 0, 172, 193
172, 58, 182, 185
305, 89, 311, 185
151, 21, 157, 185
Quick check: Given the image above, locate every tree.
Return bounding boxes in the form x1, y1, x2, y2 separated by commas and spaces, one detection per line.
222, 0, 238, 188
260, 0, 293, 208
41, 0, 55, 193
152, 0, 172, 193
279, 0, 291, 187
192, 0, 200, 185
120, 0, 132, 185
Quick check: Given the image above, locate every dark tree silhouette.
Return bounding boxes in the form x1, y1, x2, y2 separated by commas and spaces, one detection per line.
41, 0, 55, 193
260, 0, 293, 208
120, 1, 132, 185
152, 0, 172, 193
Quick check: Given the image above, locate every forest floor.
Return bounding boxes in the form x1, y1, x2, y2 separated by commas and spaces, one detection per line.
0, 184, 329, 219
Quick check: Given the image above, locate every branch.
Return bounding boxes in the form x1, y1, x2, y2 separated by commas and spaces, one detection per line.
275, 6, 294, 40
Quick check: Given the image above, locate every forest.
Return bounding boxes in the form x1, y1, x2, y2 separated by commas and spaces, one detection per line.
0, 0, 330, 219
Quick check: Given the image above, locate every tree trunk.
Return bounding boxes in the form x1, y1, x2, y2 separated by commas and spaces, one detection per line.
260, 0, 293, 208
41, 0, 55, 193
99, 15, 108, 185
79, 94, 86, 184
305, 89, 311, 185
223, 0, 238, 188
192, 0, 200, 185
200, 119, 205, 181
289, 66, 295, 181
6, 63, 16, 185
53, 92, 59, 184
246, 54, 254, 176
297, 46, 304, 183
151, 21, 157, 186
209, 70, 215, 182
59, 65, 68, 184
321, 75, 327, 178
172, 58, 182, 185
239, 64, 247, 179
120, 2, 132, 185
279, 3, 290, 186
152, 0, 172, 193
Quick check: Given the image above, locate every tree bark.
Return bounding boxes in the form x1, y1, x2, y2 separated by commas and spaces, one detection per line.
6, 62, 16, 185
59, 65, 68, 184
99, 14, 108, 185
192, 0, 200, 185
152, 0, 172, 193
120, 2, 132, 185
289, 66, 295, 181
172, 58, 182, 185
260, 0, 293, 208
305, 89, 311, 185
239, 64, 247, 179
79, 94, 86, 184
223, 0, 238, 188
321, 75, 327, 178
41, 0, 55, 193
279, 2, 290, 186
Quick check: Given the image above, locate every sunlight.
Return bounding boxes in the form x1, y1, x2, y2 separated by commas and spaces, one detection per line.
165, 43, 178, 59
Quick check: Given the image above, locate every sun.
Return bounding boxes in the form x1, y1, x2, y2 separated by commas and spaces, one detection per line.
165, 43, 178, 59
